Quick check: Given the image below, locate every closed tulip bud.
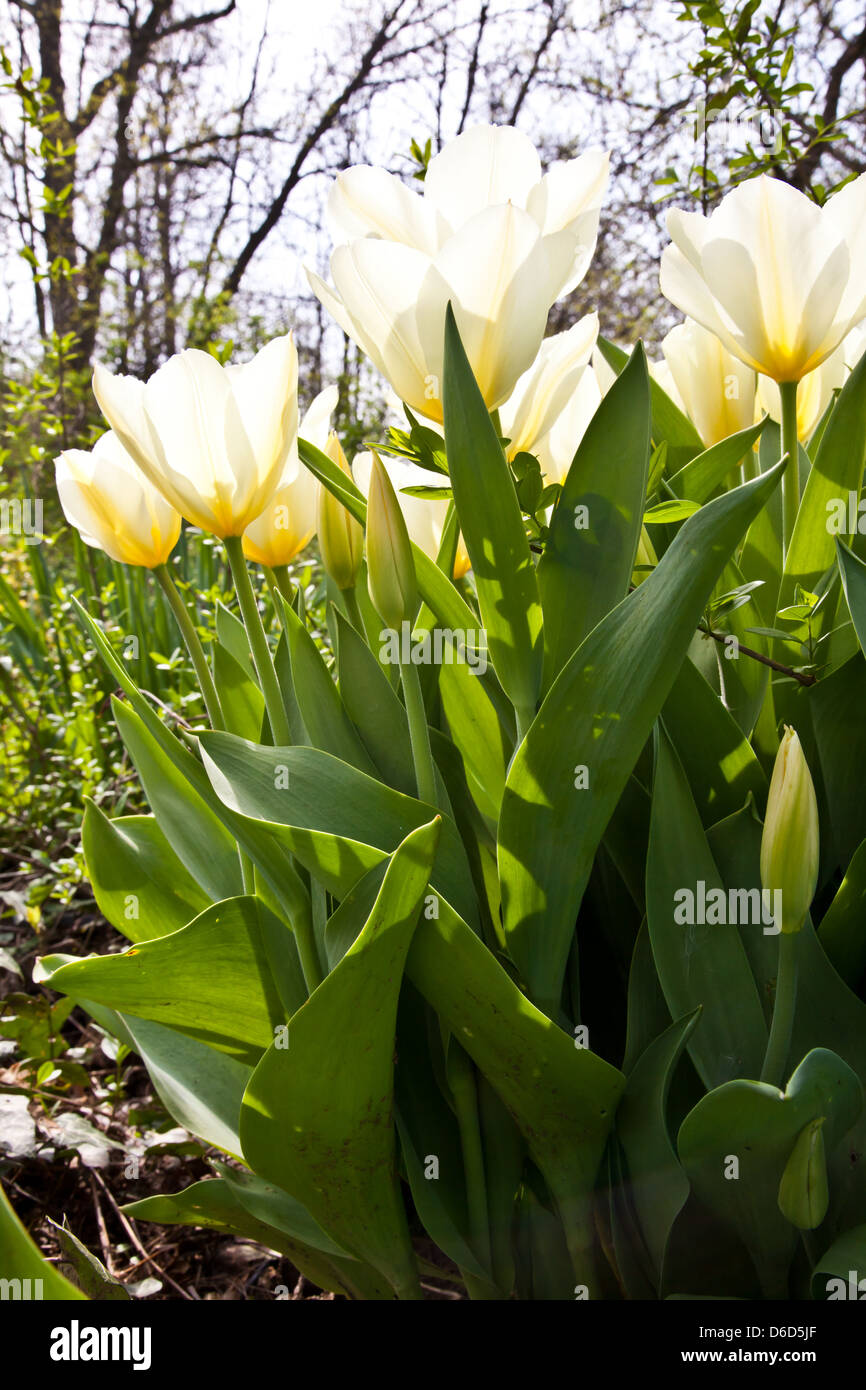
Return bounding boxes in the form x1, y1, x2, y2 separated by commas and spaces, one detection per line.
317, 432, 363, 589
760, 726, 819, 934
366, 450, 417, 628
55, 431, 181, 567
777, 1118, 829, 1230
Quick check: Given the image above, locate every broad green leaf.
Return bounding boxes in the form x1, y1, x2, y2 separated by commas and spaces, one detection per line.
442, 304, 543, 722
216, 601, 254, 677
212, 639, 265, 741
706, 801, 778, 1028
112, 697, 243, 903
817, 837, 866, 987
739, 424, 784, 622
668, 420, 766, 504
210, 1162, 353, 1259
121, 1015, 250, 1156
646, 726, 767, 1088
623, 922, 672, 1072
0, 1184, 87, 1300
37, 897, 285, 1064
335, 608, 415, 794
643, 499, 700, 524
394, 984, 493, 1286
72, 597, 313, 936
616, 1010, 700, 1292
811, 1224, 866, 1299
438, 658, 508, 820
278, 596, 377, 774
662, 656, 766, 825
596, 335, 704, 470
810, 653, 866, 868
778, 349, 866, 624
498, 458, 785, 1013
678, 1049, 862, 1299
198, 731, 480, 931
122, 1178, 386, 1299
404, 894, 624, 1295
836, 536, 866, 659
538, 344, 651, 685
82, 804, 209, 943
240, 820, 441, 1298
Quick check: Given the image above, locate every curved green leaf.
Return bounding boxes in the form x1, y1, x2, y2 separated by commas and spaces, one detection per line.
498, 458, 785, 1014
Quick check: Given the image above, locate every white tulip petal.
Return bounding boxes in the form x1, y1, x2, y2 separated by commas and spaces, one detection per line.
332, 239, 433, 415
501, 313, 599, 455
660, 243, 739, 358
423, 124, 542, 229
423, 203, 576, 408
227, 334, 299, 494
142, 349, 255, 534
92, 365, 160, 477
526, 150, 610, 234
306, 266, 359, 342
666, 206, 712, 272
328, 166, 447, 254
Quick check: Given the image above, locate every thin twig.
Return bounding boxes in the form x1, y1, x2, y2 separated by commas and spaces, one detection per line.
697, 623, 818, 686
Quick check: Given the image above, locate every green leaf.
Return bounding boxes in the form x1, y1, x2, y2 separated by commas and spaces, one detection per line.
82, 804, 210, 943
662, 656, 767, 824
538, 344, 651, 685
112, 697, 243, 903
240, 820, 441, 1298
643, 499, 701, 524
616, 1010, 700, 1293
198, 731, 480, 932
442, 304, 543, 722
810, 653, 866, 867
677, 1049, 862, 1298
123, 1178, 387, 1299
212, 640, 265, 741
498, 458, 785, 1013
836, 537, 866, 660
36, 897, 286, 1065
817, 837, 866, 987
0, 1182, 86, 1300
811, 1224, 866, 1299
668, 419, 766, 504
596, 336, 704, 469
404, 893, 624, 1294
209, 1162, 353, 1259
646, 725, 767, 1088
394, 984, 493, 1285
215, 602, 254, 677
334, 608, 415, 795
278, 595, 377, 774
121, 1015, 250, 1156
779, 350, 866, 624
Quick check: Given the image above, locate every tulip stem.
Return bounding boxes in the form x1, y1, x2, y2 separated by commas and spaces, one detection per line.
779, 380, 799, 561
154, 563, 224, 730
400, 656, 438, 806
340, 585, 366, 638
761, 930, 800, 1087
224, 535, 292, 746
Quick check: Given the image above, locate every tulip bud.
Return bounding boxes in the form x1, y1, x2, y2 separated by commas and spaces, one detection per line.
760, 726, 819, 934
366, 450, 417, 629
777, 1117, 829, 1230
317, 432, 363, 589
